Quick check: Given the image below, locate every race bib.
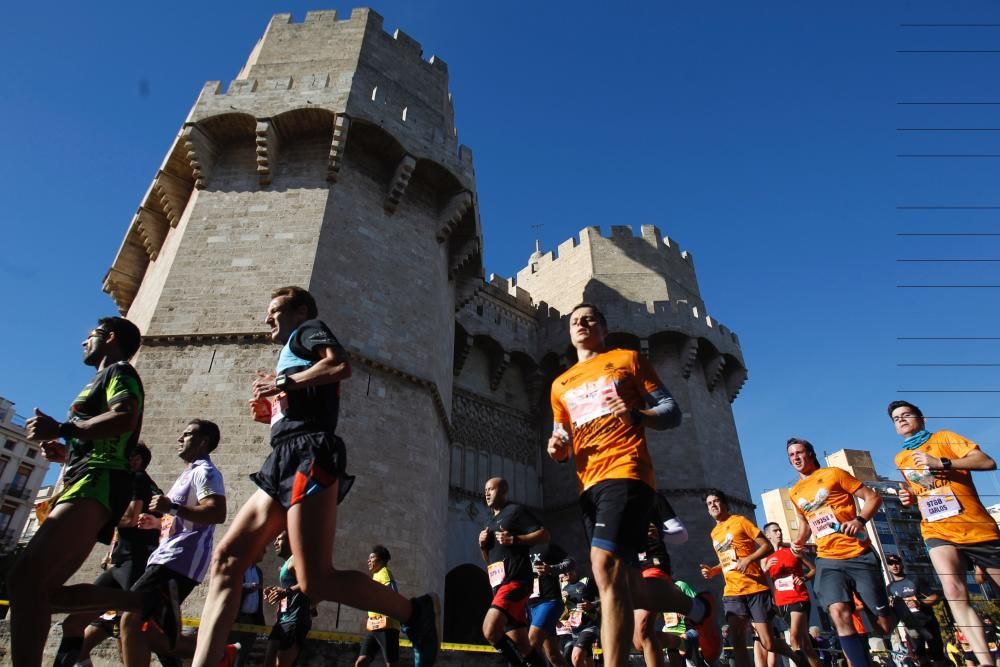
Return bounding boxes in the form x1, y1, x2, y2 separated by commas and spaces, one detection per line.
569, 610, 584, 628
488, 562, 506, 588
270, 393, 288, 426
556, 620, 573, 636
918, 486, 962, 522
806, 506, 838, 538
774, 575, 796, 592
159, 514, 176, 543
663, 612, 681, 628
718, 547, 738, 573
562, 376, 619, 427
367, 615, 388, 632
279, 597, 288, 613
530, 577, 540, 599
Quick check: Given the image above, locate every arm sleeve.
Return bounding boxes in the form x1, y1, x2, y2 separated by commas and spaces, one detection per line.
104, 364, 143, 407
635, 355, 681, 429
938, 431, 980, 459
654, 493, 688, 544
297, 320, 347, 358
516, 506, 543, 535
550, 385, 572, 432
837, 469, 863, 495
743, 516, 764, 541
193, 466, 226, 501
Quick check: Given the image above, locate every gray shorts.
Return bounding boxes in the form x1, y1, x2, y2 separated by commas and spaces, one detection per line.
722, 590, 774, 624
926, 538, 1000, 570
814, 550, 891, 617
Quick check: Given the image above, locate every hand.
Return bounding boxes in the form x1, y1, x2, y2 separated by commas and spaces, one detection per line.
898, 486, 914, 506
137, 513, 160, 530
40, 440, 67, 463
647, 524, 659, 541
604, 396, 636, 425
534, 562, 551, 576
26, 408, 61, 442
840, 519, 864, 537
733, 556, 753, 574
763, 556, 778, 570
148, 495, 173, 514
790, 541, 805, 556
699, 563, 715, 580
249, 397, 272, 424
793, 576, 805, 586
479, 528, 492, 549
264, 586, 286, 605
912, 451, 942, 470
252, 371, 280, 400
495, 529, 515, 546
547, 434, 570, 462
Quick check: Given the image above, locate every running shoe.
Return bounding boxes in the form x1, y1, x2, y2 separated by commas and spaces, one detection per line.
689, 591, 721, 662
404, 592, 441, 666
217, 642, 241, 667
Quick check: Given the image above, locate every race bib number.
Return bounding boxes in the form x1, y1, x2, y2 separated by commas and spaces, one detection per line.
663, 612, 681, 628
270, 393, 288, 426
159, 514, 176, 543
367, 615, 387, 632
806, 506, 837, 538
556, 620, 573, 636
531, 577, 540, 599
562, 376, 619, 427
774, 575, 796, 592
718, 547, 738, 573
918, 487, 962, 522
569, 610, 584, 628
488, 562, 506, 588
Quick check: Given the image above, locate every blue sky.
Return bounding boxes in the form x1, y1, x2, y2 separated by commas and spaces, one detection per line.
4, 2, 1000, 511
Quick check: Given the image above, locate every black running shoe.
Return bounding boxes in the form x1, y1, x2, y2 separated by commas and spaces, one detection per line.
404, 593, 441, 667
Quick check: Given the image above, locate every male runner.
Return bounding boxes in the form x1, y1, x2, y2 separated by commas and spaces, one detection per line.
889, 400, 1000, 667
634, 492, 689, 667
357, 545, 401, 667
700, 489, 804, 667
480, 477, 549, 666
547, 303, 719, 666
58, 443, 169, 667
191, 286, 440, 666
787, 437, 897, 667
560, 563, 600, 667
762, 522, 820, 667
263, 532, 312, 667
527, 544, 574, 667
885, 553, 945, 667
12, 316, 144, 666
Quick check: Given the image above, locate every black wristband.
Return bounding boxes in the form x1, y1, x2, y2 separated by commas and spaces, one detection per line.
58, 421, 75, 439
940, 457, 952, 471
856, 515, 867, 525
629, 409, 643, 425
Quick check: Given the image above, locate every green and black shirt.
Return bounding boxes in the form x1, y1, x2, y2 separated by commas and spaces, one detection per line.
64, 361, 144, 483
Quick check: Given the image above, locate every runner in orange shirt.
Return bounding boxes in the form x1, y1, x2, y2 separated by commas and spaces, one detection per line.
786, 438, 897, 667
699, 489, 805, 667
889, 400, 1000, 667
547, 303, 720, 667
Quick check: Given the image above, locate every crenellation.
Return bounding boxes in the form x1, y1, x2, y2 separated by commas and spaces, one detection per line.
392, 28, 423, 57
610, 224, 634, 239
303, 9, 338, 23
227, 78, 258, 95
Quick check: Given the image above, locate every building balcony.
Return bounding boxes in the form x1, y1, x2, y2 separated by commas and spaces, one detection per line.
4, 484, 31, 501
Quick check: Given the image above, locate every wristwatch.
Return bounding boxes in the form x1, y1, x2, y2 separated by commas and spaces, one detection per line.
169, 502, 180, 516
629, 409, 643, 425
940, 457, 953, 471
58, 421, 76, 439
856, 515, 867, 525
275, 373, 290, 391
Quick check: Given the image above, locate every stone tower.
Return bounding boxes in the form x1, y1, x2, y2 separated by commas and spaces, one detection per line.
102, 9, 481, 631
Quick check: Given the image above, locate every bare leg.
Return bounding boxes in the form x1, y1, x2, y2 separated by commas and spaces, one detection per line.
121, 610, 152, 667
790, 611, 821, 667
931, 546, 994, 667
730, 616, 752, 667
630, 569, 693, 616
591, 546, 633, 666
542, 633, 570, 667
7, 499, 110, 666
191, 490, 287, 666
634, 608, 666, 667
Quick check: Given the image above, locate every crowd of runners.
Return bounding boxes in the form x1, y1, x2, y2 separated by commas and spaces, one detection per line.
7, 293, 1000, 667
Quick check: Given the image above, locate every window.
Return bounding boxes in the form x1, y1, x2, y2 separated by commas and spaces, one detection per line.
3, 440, 15, 451
26, 448, 36, 460
0, 503, 16, 535
0, 457, 8, 478
8, 464, 32, 497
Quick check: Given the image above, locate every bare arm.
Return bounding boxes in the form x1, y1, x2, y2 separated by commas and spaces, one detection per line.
798, 555, 816, 581
117, 498, 145, 529
150, 494, 226, 525
284, 346, 352, 389
27, 398, 139, 443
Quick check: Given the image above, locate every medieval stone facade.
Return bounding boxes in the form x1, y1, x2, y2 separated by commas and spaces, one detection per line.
93, 8, 752, 645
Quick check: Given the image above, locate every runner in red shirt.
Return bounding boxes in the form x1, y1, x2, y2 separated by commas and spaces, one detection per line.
762, 523, 820, 667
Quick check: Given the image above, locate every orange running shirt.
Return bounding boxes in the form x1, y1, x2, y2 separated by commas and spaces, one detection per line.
895, 430, 1000, 545
710, 514, 769, 596
550, 348, 662, 491
789, 467, 869, 561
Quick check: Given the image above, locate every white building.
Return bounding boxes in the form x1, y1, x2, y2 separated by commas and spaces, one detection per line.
0, 397, 50, 552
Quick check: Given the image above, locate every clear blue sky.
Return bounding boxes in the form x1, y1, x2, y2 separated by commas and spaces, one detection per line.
4, 2, 1000, 512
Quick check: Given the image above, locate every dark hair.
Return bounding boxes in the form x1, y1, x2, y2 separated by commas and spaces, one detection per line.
132, 442, 152, 469
887, 400, 923, 420
569, 303, 607, 329
189, 419, 221, 452
762, 522, 780, 533
372, 545, 391, 564
786, 437, 821, 468
271, 286, 318, 319
703, 488, 729, 508
97, 316, 142, 359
